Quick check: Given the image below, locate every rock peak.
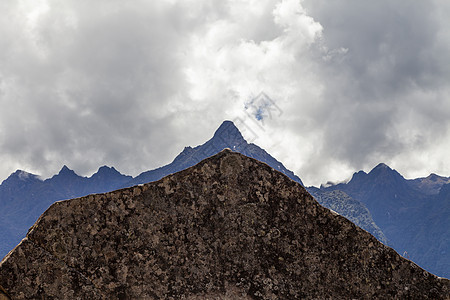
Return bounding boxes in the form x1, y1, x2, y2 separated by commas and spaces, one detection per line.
366, 163, 408, 184
91, 166, 127, 180
427, 173, 445, 181
212, 120, 245, 143
12, 170, 34, 179
2, 170, 40, 185
56, 165, 78, 177
374, 162, 390, 170
96, 165, 116, 173
59, 165, 71, 172
368, 162, 395, 175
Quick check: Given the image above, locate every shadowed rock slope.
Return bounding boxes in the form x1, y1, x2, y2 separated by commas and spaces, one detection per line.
0, 150, 448, 299
0, 285, 10, 300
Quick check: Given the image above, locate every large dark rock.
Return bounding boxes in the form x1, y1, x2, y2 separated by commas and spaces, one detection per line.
0, 285, 10, 300
0, 150, 448, 299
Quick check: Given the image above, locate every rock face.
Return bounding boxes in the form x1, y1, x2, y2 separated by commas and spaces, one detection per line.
0, 285, 10, 300
0, 150, 448, 299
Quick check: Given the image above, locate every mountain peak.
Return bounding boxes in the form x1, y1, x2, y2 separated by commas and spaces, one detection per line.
91, 166, 126, 179
353, 170, 368, 177
212, 120, 245, 144
368, 163, 395, 176
367, 163, 407, 183
374, 163, 391, 170
134, 120, 303, 186
13, 170, 35, 180
88, 166, 131, 191
3, 170, 41, 184
57, 165, 77, 177
342, 170, 367, 187
97, 165, 117, 174
426, 173, 445, 181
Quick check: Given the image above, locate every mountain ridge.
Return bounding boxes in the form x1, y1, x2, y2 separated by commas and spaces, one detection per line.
322, 163, 449, 278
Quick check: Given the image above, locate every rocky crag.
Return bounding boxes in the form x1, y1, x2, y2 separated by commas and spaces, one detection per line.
0, 150, 448, 299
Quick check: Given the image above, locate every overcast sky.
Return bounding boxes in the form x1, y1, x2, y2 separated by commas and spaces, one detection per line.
1, 0, 450, 186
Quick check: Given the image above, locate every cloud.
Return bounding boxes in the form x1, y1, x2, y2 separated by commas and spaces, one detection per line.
1, 0, 450, 186
1, 0, 195, 177
296, 0, 450, 183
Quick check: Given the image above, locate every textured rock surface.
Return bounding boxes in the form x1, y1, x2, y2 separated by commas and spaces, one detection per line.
0, 284, 10, 300
0, 149, 449, 299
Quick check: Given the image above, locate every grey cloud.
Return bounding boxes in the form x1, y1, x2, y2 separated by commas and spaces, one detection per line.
0, 1, 195, 178
295, 0, 450, 183
1, 0, 450, 186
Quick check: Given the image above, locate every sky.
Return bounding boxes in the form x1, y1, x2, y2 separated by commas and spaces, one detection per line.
1, 0, 450, 187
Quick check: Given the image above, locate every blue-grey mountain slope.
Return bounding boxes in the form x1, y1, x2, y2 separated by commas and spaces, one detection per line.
307, 187, 388, 245
0, 166, 132, 259
408, 173, 450, 195
323, 164, 449, 278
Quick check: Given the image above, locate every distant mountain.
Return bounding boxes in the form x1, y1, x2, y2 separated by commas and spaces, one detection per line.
0, 170, 44, 256
408, 173, 450, 195
326, 163, 424, 231
130, 120, 304, 186
0, 166, 131, 258
408, 183, 450, 277
85, 166, 132, 194
323, 163, 449, 278
307, 187, 388, 245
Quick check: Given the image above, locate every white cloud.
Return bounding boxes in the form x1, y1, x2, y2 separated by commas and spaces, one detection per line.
1, 0, 450, 186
